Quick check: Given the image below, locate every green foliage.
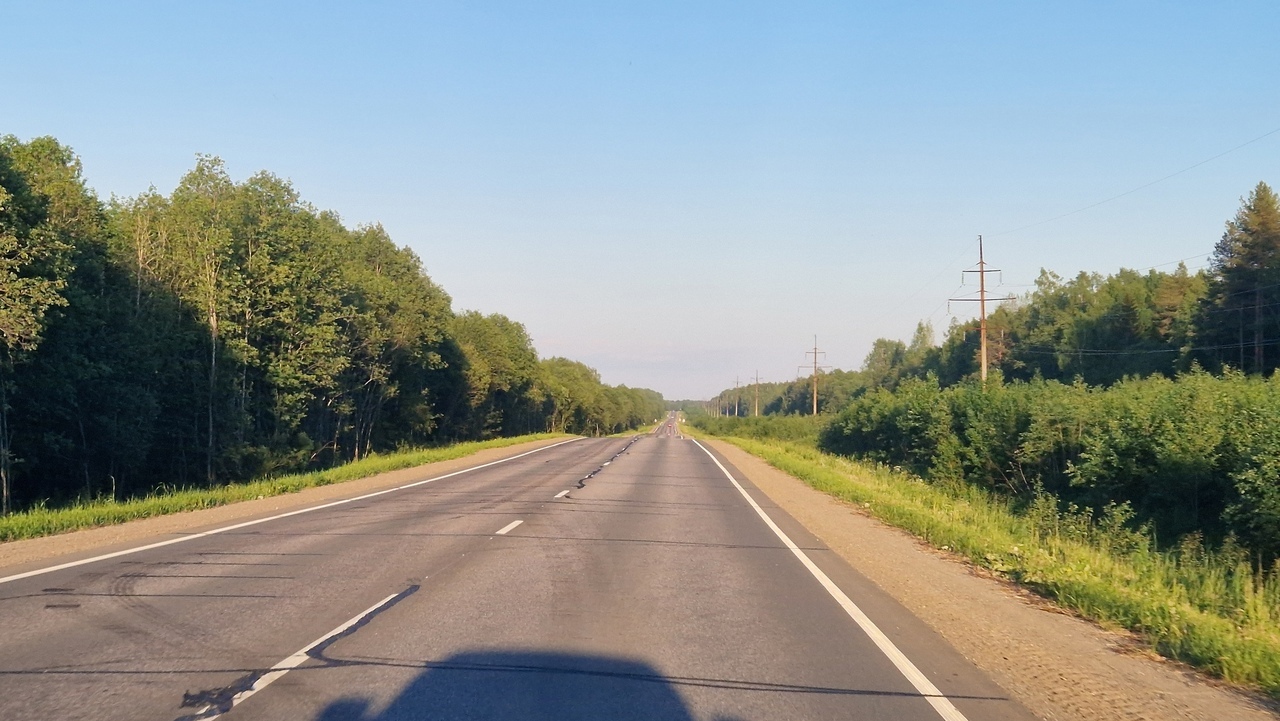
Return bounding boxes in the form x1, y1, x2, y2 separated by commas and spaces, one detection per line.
0, 136, 75, 354
688, 414, 823, 444
704, 322, 939, 417
712, 436, 1280, 695
692, 179, 1280, 691
988, 265, 1206, 385
820, 370, 1280, 557
1194, 182, 1280, 375
0, 136, 89, 514
0, 135, 662, 515
537, 358, 664, 435
440, 311, 545, 438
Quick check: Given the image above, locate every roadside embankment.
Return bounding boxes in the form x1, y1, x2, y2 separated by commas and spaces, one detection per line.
0, 435, 571, 571
698, 433, 1280, 720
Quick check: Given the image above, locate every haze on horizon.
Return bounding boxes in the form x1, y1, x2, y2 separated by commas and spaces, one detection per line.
4, 1, 1279, 399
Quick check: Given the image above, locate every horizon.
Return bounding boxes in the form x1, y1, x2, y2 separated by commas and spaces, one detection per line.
5, 1, 1279, 399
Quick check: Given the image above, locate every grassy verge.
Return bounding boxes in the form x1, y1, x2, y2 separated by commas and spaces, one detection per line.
0, 433, 569, 543
704, 432, 1280, 696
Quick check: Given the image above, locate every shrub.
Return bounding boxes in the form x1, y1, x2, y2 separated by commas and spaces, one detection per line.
819, 370, 1280, 556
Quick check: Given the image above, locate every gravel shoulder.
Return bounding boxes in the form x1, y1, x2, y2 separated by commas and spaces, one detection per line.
0, 437, 571, 574
706, 438, 1280, 721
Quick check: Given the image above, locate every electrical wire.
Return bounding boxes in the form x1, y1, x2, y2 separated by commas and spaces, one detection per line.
990, 123, 1280, 238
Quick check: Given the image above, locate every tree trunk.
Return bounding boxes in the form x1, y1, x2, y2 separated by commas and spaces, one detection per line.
207, 304, 218, 485
0, 377, 11, 516
1256, 288, 1264, 373
78, 417, 91, 500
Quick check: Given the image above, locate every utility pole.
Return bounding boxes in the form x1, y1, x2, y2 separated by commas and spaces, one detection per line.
753, 369, 761, 417
1256, 286, 1264, 374
950, 236, 1015, 384
734, 377, 740, 417
799, 337, 829, 415
979, 236, 989, 382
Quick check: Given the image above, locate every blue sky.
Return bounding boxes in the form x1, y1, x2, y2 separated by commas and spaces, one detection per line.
4, 1, 1279, 398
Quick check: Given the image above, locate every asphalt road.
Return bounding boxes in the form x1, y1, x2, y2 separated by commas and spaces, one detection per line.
0, 415, 1038, 720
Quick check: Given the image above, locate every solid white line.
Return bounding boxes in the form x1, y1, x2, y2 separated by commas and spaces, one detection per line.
0, 438, 582, 586
495, 520, 523, 535
199, 591, 401, 718
691, 440, 969, 721
554, 489, 571, 498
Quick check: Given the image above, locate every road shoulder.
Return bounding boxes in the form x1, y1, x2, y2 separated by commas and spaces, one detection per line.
0, 437, 573, 574
705, 438, 1280, 721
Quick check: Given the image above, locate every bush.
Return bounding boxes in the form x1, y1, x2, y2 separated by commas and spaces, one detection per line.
819, 370, 1280, 557
688, 415, 824, 444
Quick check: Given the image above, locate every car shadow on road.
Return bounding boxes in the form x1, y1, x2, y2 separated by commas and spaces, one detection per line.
312, 650, 741, 721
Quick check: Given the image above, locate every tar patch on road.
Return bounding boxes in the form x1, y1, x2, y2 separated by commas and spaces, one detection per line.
173, 584, 420, 721
573, 436, 642, 492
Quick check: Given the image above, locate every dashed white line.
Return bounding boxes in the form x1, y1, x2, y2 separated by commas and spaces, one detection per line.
495, 520, 523, 535
0, 438, 582, 586
554, 489, 571, 498
196, 591, 401, 718
691, 439, 969, 721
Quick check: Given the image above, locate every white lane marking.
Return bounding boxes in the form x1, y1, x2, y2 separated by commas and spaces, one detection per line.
691, 440, 969, 721
554, 489, 571, 498
0, 439, 582, 586
495, 520, 523, 535
197, 591, 401, 718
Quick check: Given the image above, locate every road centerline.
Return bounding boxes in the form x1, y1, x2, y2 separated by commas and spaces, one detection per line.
495, 520, 524, 535
0, 438, 580, 587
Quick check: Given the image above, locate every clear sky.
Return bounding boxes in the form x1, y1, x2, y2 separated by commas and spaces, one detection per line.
4, 1, 1279, 399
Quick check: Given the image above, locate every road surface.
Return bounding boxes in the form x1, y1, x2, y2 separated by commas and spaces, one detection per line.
0, 414, 1036, 720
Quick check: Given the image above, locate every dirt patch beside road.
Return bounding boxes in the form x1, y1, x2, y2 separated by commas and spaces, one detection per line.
707, 438, 1280, 721
0, 437, 573, 574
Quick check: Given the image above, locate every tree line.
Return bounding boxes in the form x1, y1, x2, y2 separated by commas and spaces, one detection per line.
698, 181, 1280, 556
709, 181, 1280, 409
819, 371, 1280, 555
0, 135, 663, 513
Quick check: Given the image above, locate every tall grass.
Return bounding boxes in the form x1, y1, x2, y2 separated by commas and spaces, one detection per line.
710, 433, 1280, 695
0, 434, 567, 543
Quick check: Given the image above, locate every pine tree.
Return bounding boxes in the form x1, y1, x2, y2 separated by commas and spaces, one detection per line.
1196, 182, 1280, 374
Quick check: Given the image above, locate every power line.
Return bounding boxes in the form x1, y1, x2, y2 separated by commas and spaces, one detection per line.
1134, 252, 1212, 273
1011, 337, 1280, 356
991, 123, 1280, 238
870, 244, 975, 319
